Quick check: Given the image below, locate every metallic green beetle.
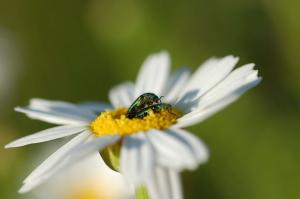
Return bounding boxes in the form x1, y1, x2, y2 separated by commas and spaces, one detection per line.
134, 103, 172, 119
126, 93, 162, 119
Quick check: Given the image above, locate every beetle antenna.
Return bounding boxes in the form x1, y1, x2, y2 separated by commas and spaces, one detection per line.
159, 96, 164, 102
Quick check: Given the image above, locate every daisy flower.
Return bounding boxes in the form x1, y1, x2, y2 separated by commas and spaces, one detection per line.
6, 51, 261, 199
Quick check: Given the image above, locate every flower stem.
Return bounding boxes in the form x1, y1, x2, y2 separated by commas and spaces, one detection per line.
135, 186, 149, 199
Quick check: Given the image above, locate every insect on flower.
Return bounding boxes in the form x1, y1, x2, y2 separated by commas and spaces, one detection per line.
126, 93, 163, 119
133, 102, 172, 119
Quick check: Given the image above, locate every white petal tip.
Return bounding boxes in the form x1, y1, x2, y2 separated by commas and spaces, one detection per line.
158, 50, 169, 55
5, 140, 26, 148
23, 173, 38, 184
23, 178, 31, 184
29, 98, 42, 103
200, 154, 210, 164
246, 63, 256, 68
199, 146, 210, 163
18, 184, 31, 194
4, 143, 14, 148
185, 163, 199, 171
232, 56, 239, 62
5, 143, 23, 148
257, 76, 263, 81
225, 55, 239, 60
250, 77, 263, 87
4, 140, 24, 148
19, 177, 43, 193
14, 107, 22, 112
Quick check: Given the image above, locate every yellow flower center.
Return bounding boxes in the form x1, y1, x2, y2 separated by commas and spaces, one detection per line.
90, 107, 182, 137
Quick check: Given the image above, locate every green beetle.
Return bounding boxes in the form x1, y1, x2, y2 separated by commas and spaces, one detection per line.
126, 93, 162, 119
133, 103, 172, 119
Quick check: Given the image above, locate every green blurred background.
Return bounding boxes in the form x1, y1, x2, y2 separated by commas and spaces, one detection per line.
0, 0, 299, 198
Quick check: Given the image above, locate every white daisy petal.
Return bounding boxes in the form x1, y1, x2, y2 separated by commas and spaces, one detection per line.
109, 82, 135, 107
194, 63, 259, 109
15, 107, 90, 125
21, 131, 90, 192
155, 167, 171, 199
146, 167, 167, 199
175, 95, 238, 128
176, 55, 238, 110
174, 77, 262, 128
20, 153, 103, 194
168, 128, 209, 163
146, 167, 182, 199
78, 102, 112, 113
19, 174, 48, 193
21, 133, 119, 193
121, 135, 140, 184
135, 51, 170, 97
19, 159, 71, 194
5, 125, 87, 148
67, 134, 120, 163
137, 133, 155, 183
120, 136, 134, 183
120, 133, 154, 185
163, 67, 191, 103
176, 63, 261, 121
168, 170, 183, 199
146, 178, 161, 199
29, 98, 97, 119
147, 129, 198, 170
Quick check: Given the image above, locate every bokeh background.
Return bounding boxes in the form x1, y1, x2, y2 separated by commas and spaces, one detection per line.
0, 0, 299, 198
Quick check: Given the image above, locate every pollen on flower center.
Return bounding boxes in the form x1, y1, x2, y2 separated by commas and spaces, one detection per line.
90, 107, 182, 137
